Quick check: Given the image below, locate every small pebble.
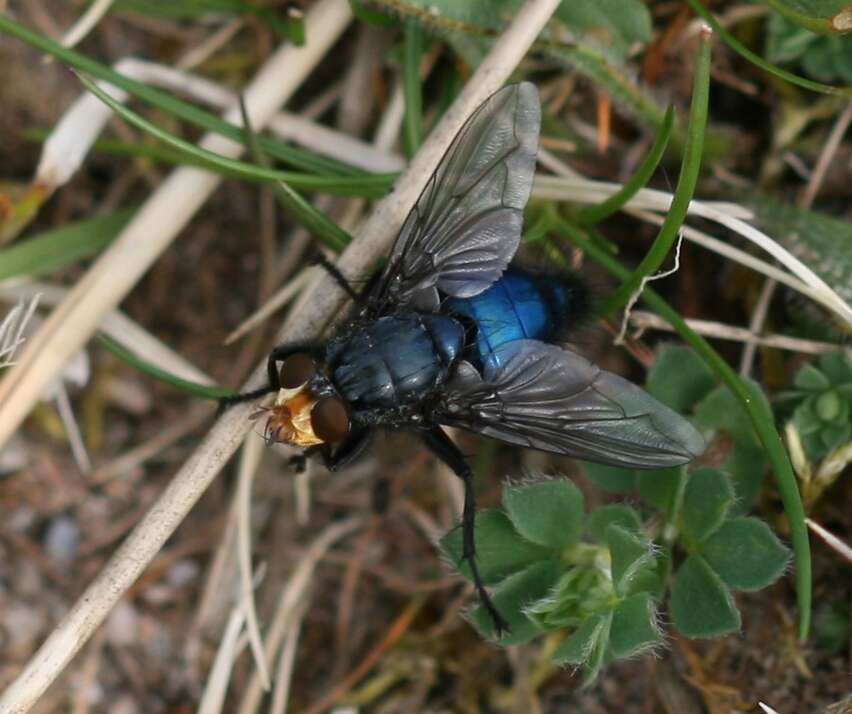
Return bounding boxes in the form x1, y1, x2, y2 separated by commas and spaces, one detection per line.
43, 514, 80, 565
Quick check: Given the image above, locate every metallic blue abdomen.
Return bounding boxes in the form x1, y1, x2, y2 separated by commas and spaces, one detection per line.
444, 267, 573, 372
329, 313, 464, 408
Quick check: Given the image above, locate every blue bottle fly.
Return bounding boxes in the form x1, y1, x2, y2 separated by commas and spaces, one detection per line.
221, 83, 705, 635
323, 266, 585, 422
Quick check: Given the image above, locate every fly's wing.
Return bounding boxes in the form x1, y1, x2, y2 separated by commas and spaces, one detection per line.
437, 341, 706, 469
368, 83, 540, 313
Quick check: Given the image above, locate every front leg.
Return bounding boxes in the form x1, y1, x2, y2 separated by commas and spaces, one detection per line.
318, 428, 372, 472
421, 427, 510, 636
287, 428, 370, 474
217, 341, 323, 413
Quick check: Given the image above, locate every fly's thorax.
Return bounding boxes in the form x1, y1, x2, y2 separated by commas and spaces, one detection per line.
327, 312, 464, 409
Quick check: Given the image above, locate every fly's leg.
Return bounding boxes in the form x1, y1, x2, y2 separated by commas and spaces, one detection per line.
217, 342, 323, 414
288, 453, 308, 473
421, 427, 510, 636
314, 252, 359, 301
291, 429, 375, 503
216, 385, 277, 413
371, 476, 390, 515
288, 429, 370, 474
318, 428, 372, 471
320, 428, 387, 513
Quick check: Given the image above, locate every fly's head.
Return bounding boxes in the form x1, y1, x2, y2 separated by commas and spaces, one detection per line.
254, 353, 351, 447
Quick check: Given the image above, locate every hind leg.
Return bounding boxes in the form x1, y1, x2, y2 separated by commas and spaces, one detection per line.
420, 427, 510, 636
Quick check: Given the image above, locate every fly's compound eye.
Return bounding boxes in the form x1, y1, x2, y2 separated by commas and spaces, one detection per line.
311, 396, 350, 443
278, 353, 317, 389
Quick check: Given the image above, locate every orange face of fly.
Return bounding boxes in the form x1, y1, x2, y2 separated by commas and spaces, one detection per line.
254, 354, 352, 447
261, 385, 324, 447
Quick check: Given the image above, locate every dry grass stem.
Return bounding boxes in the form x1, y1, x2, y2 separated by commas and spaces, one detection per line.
805, 519, 852, 563
535, 173, 851, 325
739, 276, 778, 376
225, 267, 316, 345
269, 599, 307, 714
176, 18, 244, 71
90, 403, 212, 485
237, 517, 362, 714
628, 310, 848, 355
533, 176, 852, 325
69, 629, 105, 714
798, 101, 852, 210
186, 496, 240, 663
235, 434, 270, 688
538, 151, 851, 327
302, 598, 424, 714
374, 80, 407, 150
58, 0, 115, 49
198, 562, 267, 714
197, 607, 248, 714
53, 383, 91, 474
624, 209, 822, 303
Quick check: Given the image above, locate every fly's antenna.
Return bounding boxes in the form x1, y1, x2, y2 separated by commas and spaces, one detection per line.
248, 405, 276, 445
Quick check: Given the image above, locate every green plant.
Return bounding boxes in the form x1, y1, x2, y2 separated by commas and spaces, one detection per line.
610, 345, 771, 514
766, 12, 852, 83
780, 351, 852, 460
442, 346, 793, 683
441, 467, 790, 683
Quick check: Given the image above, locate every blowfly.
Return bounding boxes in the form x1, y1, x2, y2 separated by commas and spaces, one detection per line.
221, 83, 705, 634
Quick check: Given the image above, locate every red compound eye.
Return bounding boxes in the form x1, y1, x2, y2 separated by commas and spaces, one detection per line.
278, 354, 317, 389
311, 396, 350, 443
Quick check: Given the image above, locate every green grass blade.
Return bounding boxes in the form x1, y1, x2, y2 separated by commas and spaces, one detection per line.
239, 98, 351, 252
26, 133, 393, 196
97, 333, 233, 400
553, 220, 812, 642
403, 17, 424, 158
0, 209, 135, 281
763, 0, 840, 35
117, 0, 307, 41
599, 31, 710, 315
0, 13, 377, 178
577, 106, 675, 225
686, 0, 852, 98
271, 181, 349, 251
75, 72, 390, 198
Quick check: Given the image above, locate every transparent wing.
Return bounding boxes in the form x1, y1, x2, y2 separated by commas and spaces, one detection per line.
437, 341, 706, 469
368, 82, 540, 313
